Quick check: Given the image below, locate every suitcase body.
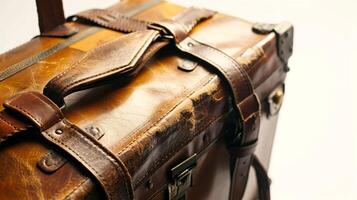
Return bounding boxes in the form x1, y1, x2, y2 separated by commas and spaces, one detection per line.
0, 0, 292, 199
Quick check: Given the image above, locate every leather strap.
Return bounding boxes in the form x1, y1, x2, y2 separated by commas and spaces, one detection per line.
36, 0, 65, 33
1, 92, 134, 200
177, 37, 261, 200
252, 155, 271, 200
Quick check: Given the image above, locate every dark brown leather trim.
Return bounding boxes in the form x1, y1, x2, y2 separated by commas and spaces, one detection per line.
40, 24, 79, 38
36, 0, 65, 33
252, 154, 271, 200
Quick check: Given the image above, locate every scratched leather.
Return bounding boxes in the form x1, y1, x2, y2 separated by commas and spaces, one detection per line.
0, 1, 286, 200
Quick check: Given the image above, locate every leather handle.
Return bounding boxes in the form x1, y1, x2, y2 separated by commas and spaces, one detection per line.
36, 0, 65, 33
43, 30, 165, 107
43, 7, 215, 107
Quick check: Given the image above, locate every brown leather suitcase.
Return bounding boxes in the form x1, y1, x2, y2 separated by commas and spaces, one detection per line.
0, 0, 293, 199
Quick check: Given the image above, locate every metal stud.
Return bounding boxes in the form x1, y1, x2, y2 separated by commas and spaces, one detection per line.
55, 129, 63, 135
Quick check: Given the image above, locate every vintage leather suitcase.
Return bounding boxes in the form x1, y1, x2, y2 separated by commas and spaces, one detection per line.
0, 0, 293, 199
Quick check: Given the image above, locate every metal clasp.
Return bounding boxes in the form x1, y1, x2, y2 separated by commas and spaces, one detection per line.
168, 154, 197, 200
268, 84, 285, 116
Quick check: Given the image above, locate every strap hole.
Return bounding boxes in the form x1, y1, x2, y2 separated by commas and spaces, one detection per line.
187, 42, 194, 47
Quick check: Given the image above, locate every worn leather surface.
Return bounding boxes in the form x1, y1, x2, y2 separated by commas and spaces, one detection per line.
0, 0, 286, 199
3, 91, 134, 199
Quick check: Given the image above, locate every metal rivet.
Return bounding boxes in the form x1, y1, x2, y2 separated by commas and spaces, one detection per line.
89, 127, 100, 135
44, 158, 54, 166
187, 42, 194, 47
284, 32, 289, 38
55, 129, 63, 135
71, 16, 78, 21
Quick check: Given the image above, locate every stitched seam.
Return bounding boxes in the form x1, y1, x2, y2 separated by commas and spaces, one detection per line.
29, 93, 62, 121
116, 75, 216, 156
64, 178, 89, 199
0, 115, 23, 143
77, 9, 149, 33
0, 114, 18, 131
10, 103, 43, 127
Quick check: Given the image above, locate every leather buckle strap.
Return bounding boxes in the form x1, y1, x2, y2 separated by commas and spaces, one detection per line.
2, 92, 134, 200
176, 37, 261, 200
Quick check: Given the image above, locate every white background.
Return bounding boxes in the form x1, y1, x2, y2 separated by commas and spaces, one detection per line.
1, 0, 356, 199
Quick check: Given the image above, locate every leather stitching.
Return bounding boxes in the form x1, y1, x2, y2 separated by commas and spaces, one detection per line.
64, 178, 89, 199
0, 115, 22, 143
10, 103, 43, 127
0, 114, 19, 131
29, 92, 62, 122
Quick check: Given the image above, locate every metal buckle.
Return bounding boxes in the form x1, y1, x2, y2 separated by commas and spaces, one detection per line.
168, 154, 197, 200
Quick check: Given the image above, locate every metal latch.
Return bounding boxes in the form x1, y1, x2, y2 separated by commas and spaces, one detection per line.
168, 154, 197, 200
267, 84, 285, 116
